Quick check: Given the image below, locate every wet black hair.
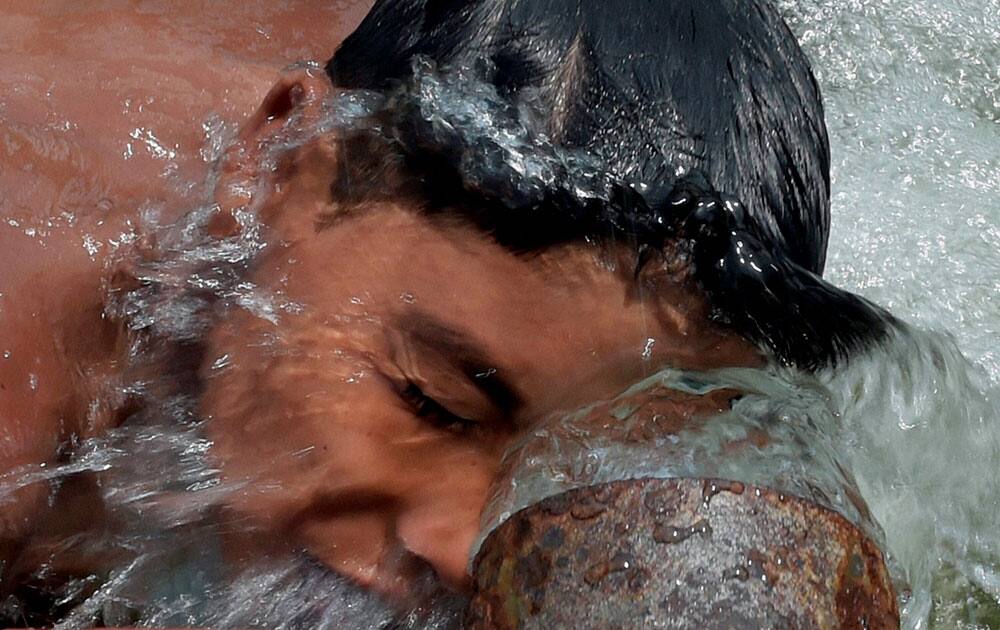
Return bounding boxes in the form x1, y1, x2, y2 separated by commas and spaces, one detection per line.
325, 0, 895, 369
329, 0, 831, 274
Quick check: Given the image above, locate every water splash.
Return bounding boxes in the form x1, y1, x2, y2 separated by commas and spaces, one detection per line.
1, 6, 997, 623
478, 324, 1000, 628
823, 328, 1000, 628
773, 1, 1000, 625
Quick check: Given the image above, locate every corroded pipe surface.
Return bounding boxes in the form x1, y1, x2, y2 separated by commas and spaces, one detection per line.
466, 477, 899, 629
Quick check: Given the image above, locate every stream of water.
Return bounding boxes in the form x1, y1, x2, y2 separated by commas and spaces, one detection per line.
1, 0, 997, 627
781, 0, 1000, 626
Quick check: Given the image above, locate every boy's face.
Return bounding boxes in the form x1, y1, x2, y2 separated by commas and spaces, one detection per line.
199, 77, 762, 602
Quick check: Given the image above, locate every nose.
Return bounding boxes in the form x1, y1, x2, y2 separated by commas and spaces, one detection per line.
464, 373, 900, 628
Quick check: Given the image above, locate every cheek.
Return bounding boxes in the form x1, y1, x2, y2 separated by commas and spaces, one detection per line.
200, 312, 507, 588
200, 317, 402, 521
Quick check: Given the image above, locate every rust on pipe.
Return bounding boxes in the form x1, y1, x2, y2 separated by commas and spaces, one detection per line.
466, 477, 899, 629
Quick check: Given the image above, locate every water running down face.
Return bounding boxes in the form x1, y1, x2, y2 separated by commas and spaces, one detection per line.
195, 74, 764, 601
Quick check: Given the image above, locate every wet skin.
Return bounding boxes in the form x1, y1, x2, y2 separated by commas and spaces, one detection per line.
0, 0, 372, 602
1, 2, 762, 620
200, 75, 764, 598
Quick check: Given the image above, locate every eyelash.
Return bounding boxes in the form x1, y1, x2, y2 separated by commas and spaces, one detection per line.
400, 382, 479, 433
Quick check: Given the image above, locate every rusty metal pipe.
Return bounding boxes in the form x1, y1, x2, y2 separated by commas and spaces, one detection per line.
466, 477, 898, 628
464, 371, 901, 628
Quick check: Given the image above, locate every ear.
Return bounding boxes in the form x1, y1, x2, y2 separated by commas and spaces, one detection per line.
207, 68, 336, 239
105, 71, 338, 350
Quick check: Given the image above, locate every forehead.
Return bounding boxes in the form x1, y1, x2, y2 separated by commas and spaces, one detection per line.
259, 203, 626, 332
259, 130, 641, 293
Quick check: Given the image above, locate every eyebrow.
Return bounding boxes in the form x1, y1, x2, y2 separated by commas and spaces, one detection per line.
395, 310, 524, 418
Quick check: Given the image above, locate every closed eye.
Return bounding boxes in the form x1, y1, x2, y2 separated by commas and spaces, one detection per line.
399, 381, 479, 433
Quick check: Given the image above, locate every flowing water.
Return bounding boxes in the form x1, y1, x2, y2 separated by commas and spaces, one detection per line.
778, 0, 1000, 625
1, 0, 999, 628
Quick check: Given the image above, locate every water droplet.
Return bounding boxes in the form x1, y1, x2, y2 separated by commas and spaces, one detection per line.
723, 565, 750, 582
344, 370, 366, 384
82, 234, 102, 257
210, 354, 231, 371
652, 518, 712, 545
701, 479, 745, 508
641, 337, 656, 360
744, 549, 779, 586
583, 552, 634, 586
